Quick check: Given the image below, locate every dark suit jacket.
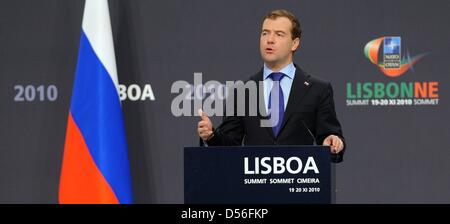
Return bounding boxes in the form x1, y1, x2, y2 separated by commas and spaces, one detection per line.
204, 65, 346, 163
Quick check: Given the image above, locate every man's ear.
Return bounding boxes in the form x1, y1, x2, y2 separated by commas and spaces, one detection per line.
291, 37, 300, 52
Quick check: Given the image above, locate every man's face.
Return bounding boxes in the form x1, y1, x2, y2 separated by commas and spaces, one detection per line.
260, 17, 300, 69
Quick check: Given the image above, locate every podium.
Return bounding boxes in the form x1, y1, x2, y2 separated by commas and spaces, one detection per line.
184, 146, 332, 204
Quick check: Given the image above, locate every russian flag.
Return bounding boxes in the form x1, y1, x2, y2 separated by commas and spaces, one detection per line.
59, 0, 133, 204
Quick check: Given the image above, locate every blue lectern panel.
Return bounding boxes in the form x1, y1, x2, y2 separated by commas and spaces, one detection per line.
184, 146, 331, 204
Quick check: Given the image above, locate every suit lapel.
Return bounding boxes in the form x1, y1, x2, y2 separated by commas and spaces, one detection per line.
251, 70, 276, 139
251, 65, 312, 139
278, 67, 312, 135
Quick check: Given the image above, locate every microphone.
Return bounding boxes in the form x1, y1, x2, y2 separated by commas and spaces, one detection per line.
301, 120, 316, 145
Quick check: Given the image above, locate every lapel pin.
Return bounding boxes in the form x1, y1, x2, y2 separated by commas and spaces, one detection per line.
304, 81, 310, 86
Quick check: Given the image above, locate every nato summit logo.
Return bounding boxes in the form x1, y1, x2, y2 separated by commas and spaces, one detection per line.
363, 36, 425, 77
383, 37, 401, 69
346, 36, 439, 106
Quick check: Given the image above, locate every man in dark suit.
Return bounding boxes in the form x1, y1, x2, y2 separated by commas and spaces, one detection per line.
197, 9, 345, 162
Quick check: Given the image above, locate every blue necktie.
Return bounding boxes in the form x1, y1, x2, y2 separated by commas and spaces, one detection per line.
268, 72, 285, 136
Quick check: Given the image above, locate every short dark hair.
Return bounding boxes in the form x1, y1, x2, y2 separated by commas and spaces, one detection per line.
263, 9, 302, 40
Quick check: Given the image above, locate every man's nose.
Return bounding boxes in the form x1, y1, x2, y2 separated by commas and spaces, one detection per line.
267, 34, 275, 44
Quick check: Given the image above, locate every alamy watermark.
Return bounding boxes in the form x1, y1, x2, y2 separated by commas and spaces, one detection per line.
171, 72, 282, 128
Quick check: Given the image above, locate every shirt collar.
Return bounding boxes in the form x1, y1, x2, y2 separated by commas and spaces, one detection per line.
263, 62, 296, 80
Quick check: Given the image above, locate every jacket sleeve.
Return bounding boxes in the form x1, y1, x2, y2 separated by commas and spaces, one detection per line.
315, 83, 346, 163
204, 115, 244, 146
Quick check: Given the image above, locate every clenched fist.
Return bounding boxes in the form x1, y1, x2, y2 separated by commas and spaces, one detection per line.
322, 134, 344, 154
